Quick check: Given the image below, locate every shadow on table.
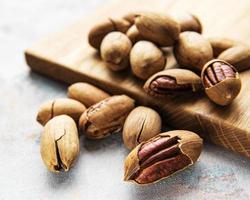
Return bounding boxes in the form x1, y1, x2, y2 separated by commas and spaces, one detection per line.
27, 71, 68, 93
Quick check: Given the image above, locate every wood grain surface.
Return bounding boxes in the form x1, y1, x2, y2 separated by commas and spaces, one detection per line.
25, 0, 250, 157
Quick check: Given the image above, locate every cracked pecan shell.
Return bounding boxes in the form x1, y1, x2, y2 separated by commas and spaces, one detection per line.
143, 68, 202, 97
40, 115, 80, 173
124, 130, 203, 185
122, 106, 162, 150
201, 59, 241, 106
79, 95, 135, 139
37, 98, 86, 126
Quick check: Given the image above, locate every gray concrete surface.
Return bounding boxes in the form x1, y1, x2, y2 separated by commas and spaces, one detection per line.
0, 0, 250, 199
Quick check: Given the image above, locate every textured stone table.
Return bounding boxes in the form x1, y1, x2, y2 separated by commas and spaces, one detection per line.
0, 0, 250, 199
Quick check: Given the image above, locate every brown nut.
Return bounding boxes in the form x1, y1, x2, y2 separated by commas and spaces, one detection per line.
143, 69, 202, 97
208, 37, 237, 57
135, 12, 180, 47
174, 32, 213, 72
123, 106, 162, 150
122, 11, 143, 24
126, 25, 145, 44
37, 98, 86, 126
218, 45, 250, 71
100, 31, 132, 71
130, 41, 166, 80
67, 82, 110, 107
79, 95, 135, 139
170, 11, 202, 33
88, 18, 131, 49
201, 59, 241, 106
40, 115, 80, 173
124, 130, 203, 185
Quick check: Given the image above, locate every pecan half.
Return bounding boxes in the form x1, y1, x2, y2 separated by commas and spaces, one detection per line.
201, 59, 241, 106
143, 69, 202, 97
124, 130, 203, 185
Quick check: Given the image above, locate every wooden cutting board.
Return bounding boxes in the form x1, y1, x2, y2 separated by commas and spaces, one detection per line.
25, 0, 250, 157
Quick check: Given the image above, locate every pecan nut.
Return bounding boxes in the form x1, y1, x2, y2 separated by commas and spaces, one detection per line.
40, 115, 80, 173
88, 18, 131, 49
101, 32, 132, 71
67, 82, 110, 107
174, 32, 213, 72
201, 59, 241, 106
79, 95, 135, 139
124, 130, 203, 184
135, 12, 180, 47
143, 69, 202, 97
170, 11, 202, 33
130, 41, 166, 80
218, 45, 250, 71
123, 106, 162, 150
208, 37, 237, 57
37, 98, 86, 126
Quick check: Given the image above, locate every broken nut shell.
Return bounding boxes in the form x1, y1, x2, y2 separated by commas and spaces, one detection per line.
143, 68, 202, 97
201, 59, 241, 106
124, 130, 203, 185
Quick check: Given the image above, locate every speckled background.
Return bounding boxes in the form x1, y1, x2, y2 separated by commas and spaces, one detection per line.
0, 0, 250, 199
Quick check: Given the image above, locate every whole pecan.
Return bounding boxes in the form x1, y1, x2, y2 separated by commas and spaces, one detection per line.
88, 18, 132, 49
79, 95, 135, 139
124, 130, 203, 184
218, 45, 250, 71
